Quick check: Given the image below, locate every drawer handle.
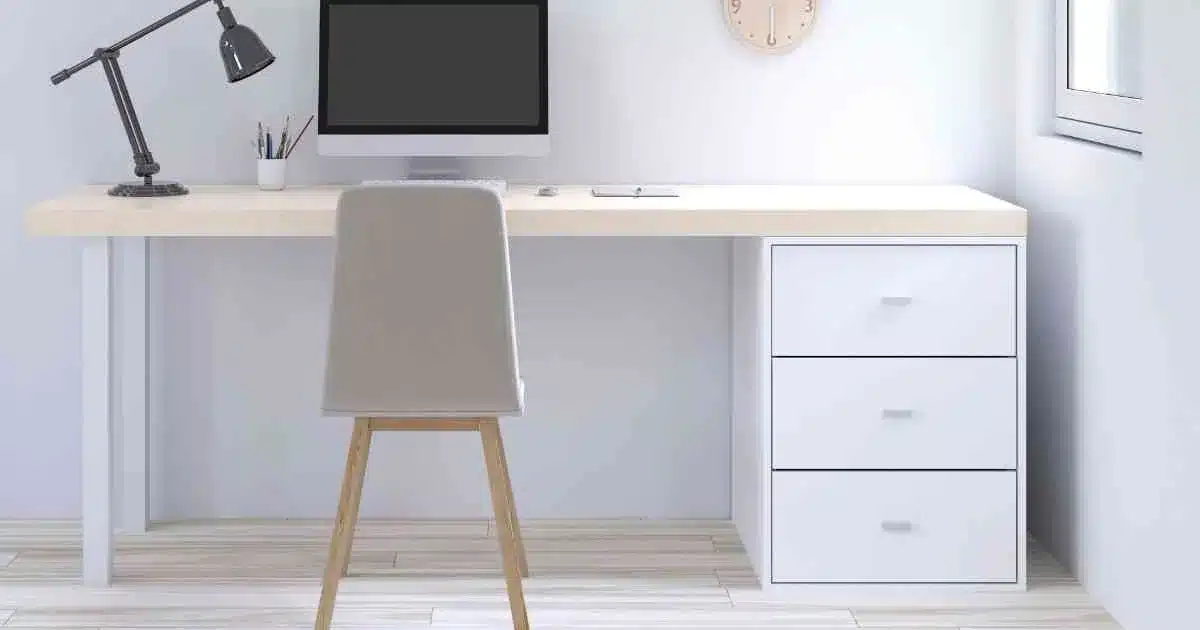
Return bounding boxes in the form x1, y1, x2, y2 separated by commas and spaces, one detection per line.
881, 521, 914, 533
882, 409, 915, 419
880, 296, 914, 307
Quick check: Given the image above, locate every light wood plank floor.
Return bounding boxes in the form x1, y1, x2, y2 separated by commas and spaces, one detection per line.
0, 520, 1121, 629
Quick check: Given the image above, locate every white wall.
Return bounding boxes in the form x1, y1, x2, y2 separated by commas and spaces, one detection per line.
1018, 2, 1200, 630
2, 0, 1015, 519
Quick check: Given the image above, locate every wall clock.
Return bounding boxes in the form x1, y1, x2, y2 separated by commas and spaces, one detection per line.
723, 0, 817, 54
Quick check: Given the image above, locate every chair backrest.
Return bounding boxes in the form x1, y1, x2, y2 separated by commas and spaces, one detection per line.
322, 185, 521, 418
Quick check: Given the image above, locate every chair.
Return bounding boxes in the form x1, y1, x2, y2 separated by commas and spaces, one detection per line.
315, 185, 530, 630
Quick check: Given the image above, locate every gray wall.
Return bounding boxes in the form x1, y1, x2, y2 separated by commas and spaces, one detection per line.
1018, 2, 1200, 630
2, 0, 1016, 519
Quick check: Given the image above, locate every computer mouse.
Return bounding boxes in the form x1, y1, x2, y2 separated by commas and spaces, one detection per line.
537, 186, 558, 197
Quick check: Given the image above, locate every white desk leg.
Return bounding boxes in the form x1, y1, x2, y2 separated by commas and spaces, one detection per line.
116, 237, 149, 534
81, 237, 114, 587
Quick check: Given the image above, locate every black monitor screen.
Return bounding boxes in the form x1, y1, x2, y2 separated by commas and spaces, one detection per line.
320, 0, 547, 134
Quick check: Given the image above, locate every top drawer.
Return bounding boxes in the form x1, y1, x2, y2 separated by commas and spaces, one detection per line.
772, 245, 1016, 357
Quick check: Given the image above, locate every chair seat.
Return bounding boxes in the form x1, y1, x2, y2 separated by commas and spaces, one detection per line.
325, 379, 525, 420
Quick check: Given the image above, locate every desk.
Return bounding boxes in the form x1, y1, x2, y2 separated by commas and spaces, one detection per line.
27, 184, 1028, 589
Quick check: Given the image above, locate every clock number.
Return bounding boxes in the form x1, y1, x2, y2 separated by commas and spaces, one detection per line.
730, 0, 741, 14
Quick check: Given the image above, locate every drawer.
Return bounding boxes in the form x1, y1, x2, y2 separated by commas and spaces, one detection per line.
772, 471, 1017, 583
772, 358, 1016, 470
771, 245, 1016, 357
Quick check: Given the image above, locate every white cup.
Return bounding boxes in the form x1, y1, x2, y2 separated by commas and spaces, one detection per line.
257, 159, 287, 191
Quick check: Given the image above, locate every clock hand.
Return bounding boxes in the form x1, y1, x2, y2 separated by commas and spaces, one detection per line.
768, 2, 777, 46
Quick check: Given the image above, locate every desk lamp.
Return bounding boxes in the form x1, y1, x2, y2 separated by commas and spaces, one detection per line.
51, 0, 275, 197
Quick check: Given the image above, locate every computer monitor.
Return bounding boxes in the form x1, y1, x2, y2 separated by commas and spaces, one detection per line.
318, 0, 549, 158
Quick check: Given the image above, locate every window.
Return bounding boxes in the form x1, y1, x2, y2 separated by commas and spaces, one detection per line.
1055, 0, 1142, 152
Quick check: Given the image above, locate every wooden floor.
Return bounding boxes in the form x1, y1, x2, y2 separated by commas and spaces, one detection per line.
0, 519, 1121, 629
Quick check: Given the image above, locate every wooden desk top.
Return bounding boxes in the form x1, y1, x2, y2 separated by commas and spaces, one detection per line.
26, 185, 1027, 237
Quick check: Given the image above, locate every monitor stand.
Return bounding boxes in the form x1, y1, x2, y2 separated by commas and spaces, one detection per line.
405, 156, 464, 180
361, 157, 508, 194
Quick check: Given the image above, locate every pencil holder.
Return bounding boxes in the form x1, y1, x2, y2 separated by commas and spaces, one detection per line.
257, 159, 287, 191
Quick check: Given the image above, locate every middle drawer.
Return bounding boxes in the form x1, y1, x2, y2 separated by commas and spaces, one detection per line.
772, 357, 1017, 470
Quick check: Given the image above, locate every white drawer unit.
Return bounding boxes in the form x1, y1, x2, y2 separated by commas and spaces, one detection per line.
771, 245, 1017, 357
772, 357, 1017, 470
731, 235, 1026, 593
771, 471, 1018, 583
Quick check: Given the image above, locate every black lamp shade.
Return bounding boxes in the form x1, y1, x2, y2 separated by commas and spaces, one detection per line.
220, 24, 274, 83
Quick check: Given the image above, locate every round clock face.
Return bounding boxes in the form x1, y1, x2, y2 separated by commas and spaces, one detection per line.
723, 0, 817, 54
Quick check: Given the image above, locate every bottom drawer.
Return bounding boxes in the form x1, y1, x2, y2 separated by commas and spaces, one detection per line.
772, 471, 1017, 583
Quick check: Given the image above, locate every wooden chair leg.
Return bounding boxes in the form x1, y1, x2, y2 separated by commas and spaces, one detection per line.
481, 419, 530, 630
315, 418, 373, 630
338, 421, 375, 581
492, 424, 529, 578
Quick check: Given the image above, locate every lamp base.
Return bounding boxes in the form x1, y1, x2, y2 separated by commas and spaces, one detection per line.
108, 181, 189, 198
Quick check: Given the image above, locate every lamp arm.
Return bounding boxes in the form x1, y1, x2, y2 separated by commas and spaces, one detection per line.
50, 0, 217, 84
98, 52, 160, 184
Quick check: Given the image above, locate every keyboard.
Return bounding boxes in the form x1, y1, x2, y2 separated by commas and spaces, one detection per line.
360, 179, 508, 195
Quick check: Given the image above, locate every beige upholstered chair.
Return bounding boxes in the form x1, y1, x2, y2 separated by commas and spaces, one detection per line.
315, 185, 529, 630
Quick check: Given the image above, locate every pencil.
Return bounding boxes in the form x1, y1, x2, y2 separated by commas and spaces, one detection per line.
284, 114, 316, 159
278, 115, 291, 159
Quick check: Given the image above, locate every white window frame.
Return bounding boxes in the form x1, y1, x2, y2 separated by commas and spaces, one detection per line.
1054, 0, 1142, 152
